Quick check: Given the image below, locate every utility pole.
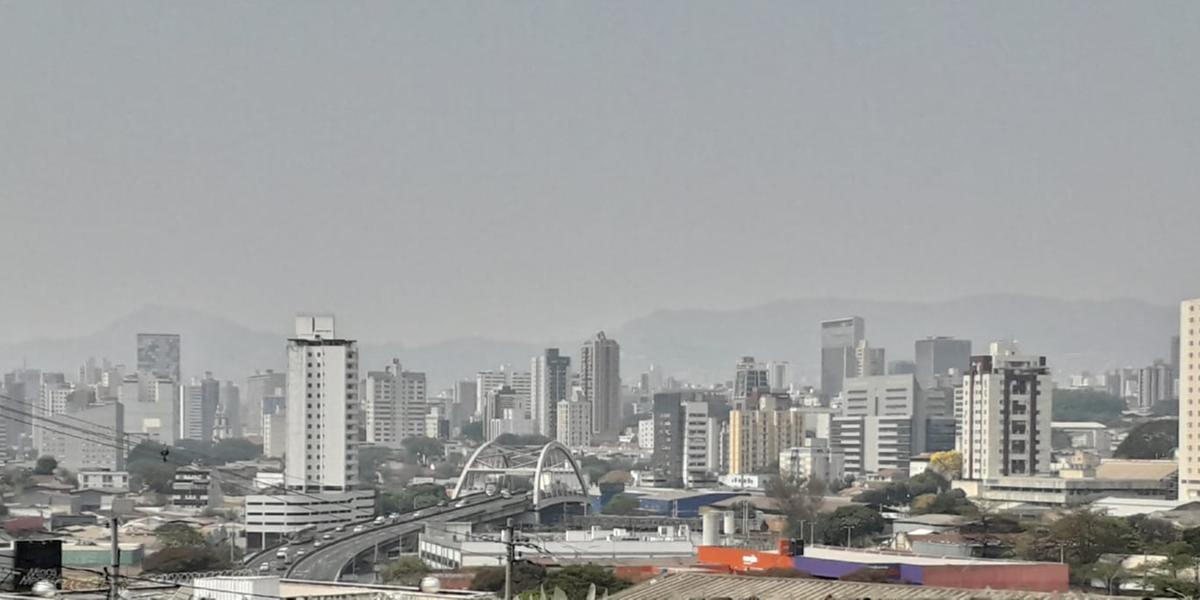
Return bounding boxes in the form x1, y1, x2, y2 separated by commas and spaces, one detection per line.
844, 526, 853, 548
108, 516, 120, 600
503, 518, 516, 600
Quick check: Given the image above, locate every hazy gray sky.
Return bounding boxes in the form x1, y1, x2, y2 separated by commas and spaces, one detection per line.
2, 2, 1197, 344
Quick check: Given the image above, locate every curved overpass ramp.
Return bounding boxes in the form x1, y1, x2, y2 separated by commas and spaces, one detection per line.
286, 493, 532, 581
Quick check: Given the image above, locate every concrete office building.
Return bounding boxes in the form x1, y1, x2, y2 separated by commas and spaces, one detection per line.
915, 337, 972, 389
556, 390, 592, 448
831, 374, 949, 476
580, 332, 621, 434
218, 380, 241, 438
36, 400, 124, 473
853, 340, 886, 378
363, 359, 428, 446
1180, 298, 1200, 500
450, 379, 477, 434
820, 317, 865, 398
532, 348, 571, 439
244, 370, 286, 437
958, 342, 1053, 480
119, 373, 178, 444
768, 361, 790, 391
727, 396, 805, 475
733, 356, 771, 406
651, 391, 716, 488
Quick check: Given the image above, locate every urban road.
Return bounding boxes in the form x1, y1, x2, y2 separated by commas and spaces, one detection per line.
285, 493, 531, 581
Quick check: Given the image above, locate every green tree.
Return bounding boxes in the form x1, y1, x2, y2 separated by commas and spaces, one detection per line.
765, 473, 824, 537
1016, 508, 1135, 573
358, 446, 394, 483
155, 522, 206, 548
602, 494, 640, 515
907, 471, 949, 497
1088, 560, 1126, 596
543, 565, 631, 599
1128, 515, 1180, 552
401, 436, 445, 464
460, 422, 484, 443
471, 562, 546, 595
33, 455, 57, 475
817, 505, 885, 546
1114, 419, 1178, 459
380, 556, 430, 585
211, 438, 262, 463
143, 547, 230, 573
1052, 389, 1125, 424
130, 461, 177, 494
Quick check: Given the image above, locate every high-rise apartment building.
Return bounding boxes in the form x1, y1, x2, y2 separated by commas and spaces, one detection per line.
1180, 299, 1200, 500
727, 395, 805, 475
733, 356, 771, 406
580, 332, 621, 434
915, 337, 972, 390
768, 362, 790, 391
363, 359, 428, 447
180, 372, 220, 441
556, 389, 592, 448
1136, 360, 1175, 411
532, 349, 571, 438
957, 342, 1053, 480
218, 380, 242, 438
285, 315, 360, 492
450, 380, 477, 434
820, 317, 865, 398
136, 333, 181, 383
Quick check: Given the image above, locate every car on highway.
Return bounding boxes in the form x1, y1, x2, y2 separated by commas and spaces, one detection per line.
374, 516, 385, 525
322, 532, 334, 540
437, 500, 447, 507
276, 548, 288, 560
259, 562, 271, 573
388, 512, 400, 519
334, 525, 345, 532
353, 525, 365, 533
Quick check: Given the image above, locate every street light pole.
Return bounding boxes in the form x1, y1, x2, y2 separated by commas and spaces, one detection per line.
503, 518, 516, 600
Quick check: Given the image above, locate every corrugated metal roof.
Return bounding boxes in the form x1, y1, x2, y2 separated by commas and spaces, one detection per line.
610, 572, 1120, 600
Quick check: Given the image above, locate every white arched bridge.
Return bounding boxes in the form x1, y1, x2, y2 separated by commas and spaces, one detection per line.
452, 439, 590, 509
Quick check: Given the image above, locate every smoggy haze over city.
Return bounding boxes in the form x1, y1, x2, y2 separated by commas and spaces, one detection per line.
2, 2, 1198, 345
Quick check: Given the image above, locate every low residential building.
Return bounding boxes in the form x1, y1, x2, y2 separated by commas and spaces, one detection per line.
1051, 422, 1113, 457
418, 523, 697, 570
78, 470, 130, 492
953, 460, 1178, 508
171, 466, 223, 512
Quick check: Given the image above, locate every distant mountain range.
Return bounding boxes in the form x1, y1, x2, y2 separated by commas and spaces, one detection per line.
0, 295, 1178, 390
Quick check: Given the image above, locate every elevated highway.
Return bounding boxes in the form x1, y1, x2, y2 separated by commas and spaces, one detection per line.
258, 440, 590, 581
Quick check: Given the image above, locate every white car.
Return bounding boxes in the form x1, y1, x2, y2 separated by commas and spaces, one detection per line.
259, 562, 271, 573
335, 525, 345, 532
322, 532, 334, 540
313, 540, 323, 548
353, 525, 365, 533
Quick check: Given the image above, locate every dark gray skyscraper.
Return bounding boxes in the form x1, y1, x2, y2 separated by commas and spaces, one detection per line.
532, 348, 571, 438
580, 332, 620, 435
137, 333, 181, 382
820, 317, 865, 398
914, 336, 972, 389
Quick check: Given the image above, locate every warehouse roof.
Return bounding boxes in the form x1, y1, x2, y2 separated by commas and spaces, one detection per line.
610, 572, 1119, 600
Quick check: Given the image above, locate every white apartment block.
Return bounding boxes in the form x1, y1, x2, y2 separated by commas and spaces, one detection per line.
532, 349, 571, 439
285, 315, 360, 492
364, 359, 428, 447
831, 374, 930, 476
637, 417, 654, 450
957, 341, 1053, 480
1180, 298, 1200, 500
